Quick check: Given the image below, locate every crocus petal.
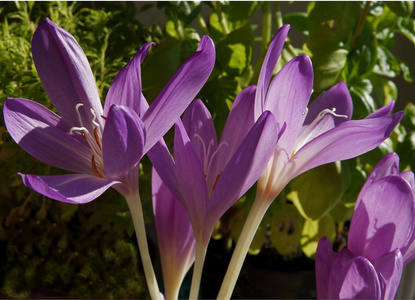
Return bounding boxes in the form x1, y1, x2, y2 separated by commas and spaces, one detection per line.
102, 105, 145, 180
348, 176, 415, 263
142, 36, 215, 153
315, 237, 336, 299
32, 19, 103, 131
255, 25, 290, 119
152, 168, 195, 298
20, 173, 116, 204
287, 112, 403, 179
303, 81, 353, 127
264, 54, 314, 153
366, 101, 395, 119
4, 98, 93, 174
328, 256, 381, 300
147, 139, 182, 202
373, 249, 403, 299
356, 152, 400, 208
103, 42, 154, 117
208, 111, 278, 228
182, 99, 218, 165
215, 85, 257, 169
174, 120, 210, 233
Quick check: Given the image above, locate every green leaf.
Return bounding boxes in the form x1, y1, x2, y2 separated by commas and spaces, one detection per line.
283, 12, 309, 35
348, 78, 377, 119
398, 17, 415, 46
269, 197, 304, 256
386, 2, 414, 18
289, 162, 342, 220
300, 213, 336, 258
373, 45, 400, 78
216, 25, 254, 76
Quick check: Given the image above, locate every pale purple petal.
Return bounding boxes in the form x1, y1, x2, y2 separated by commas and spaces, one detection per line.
174, 120, 209, 233
102, 105, 145, 180
328, 256, 381, 299
315, 237, 336, 299
214, 85, 257, 170
373, 249, 403, 299
4, 98, 93, 174
255, 25, 290, 119
32, 19, 103, 131
147, 139, 182, 202
348, 176, 415, 263
142, 36, 215, 153
152, 168, 195, 295
286, 112, 403, 179
103, 42, 154, 117
366, 101, 395, 119
264, 55, 314, 153
207, 111, 278, 228
20, 173, 116, 204
182, 99, 218, 164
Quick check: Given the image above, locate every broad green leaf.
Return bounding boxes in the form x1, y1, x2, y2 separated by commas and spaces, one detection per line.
306, 1, 361, 52
373, 45, 400, 78
402, 102, 415, 131
398, 18, 415, 46
397, 131, 415, 171
270, 197, 304, 256
339, 159, 367, 206
348, 78, 377, 119
346, 25, 378, 79
312, 48, 349, 92
386, 2, 414, 18
300, 213, 336, 258
289, 163, 342, 220
330, 201, 355, 223
216, 25, 254, 76
283, 12, 309, 35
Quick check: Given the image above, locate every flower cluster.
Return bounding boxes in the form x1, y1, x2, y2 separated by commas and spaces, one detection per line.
316, 153, 415, 299
3, 19, 411, 300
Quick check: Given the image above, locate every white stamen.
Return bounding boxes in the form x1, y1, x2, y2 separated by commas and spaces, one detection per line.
291, 107, 348, 158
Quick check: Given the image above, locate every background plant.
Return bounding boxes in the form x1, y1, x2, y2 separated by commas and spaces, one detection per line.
1, 1, 415, 298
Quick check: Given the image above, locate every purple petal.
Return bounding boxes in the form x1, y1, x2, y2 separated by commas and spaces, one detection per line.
20, 173, 116, 204
356, 152, 400, 208
264, 55, 314, 153
152, 168, 195, 293
102, 105, 145, 180
303, 81, 353, 126
103, 42, 154, 117
315, 237, 336, 299
173, 120, 209, 233
287, 112, 403, 179
214, 85, 257, 169
328, 256, 381, 299
142, 36, 215, 153
348, 176, 415, 263
182, 99, 218, 165
366, 101, 395, 119
4, 98, 93, 174
255, 25, 290, 118
207, 111, 278, 228
32, 19, 103, 132
147, 139, 182, 202
373, 249, 403, 299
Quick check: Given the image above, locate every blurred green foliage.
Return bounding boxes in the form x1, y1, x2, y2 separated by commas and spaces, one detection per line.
1, 1, 415, 297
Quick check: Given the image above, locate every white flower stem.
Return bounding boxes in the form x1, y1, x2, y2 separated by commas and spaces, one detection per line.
189, 240, 208, 299
217, 198, 271, 299
125, 191, 160, 300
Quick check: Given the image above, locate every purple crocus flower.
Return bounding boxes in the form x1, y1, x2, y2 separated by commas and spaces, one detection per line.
316, 153, 415, 299
254, 25, 404, 204
217, 25, 404, 299
3, 18, 215, 203
149, 96, 279, 297
152, 168, 196, 300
